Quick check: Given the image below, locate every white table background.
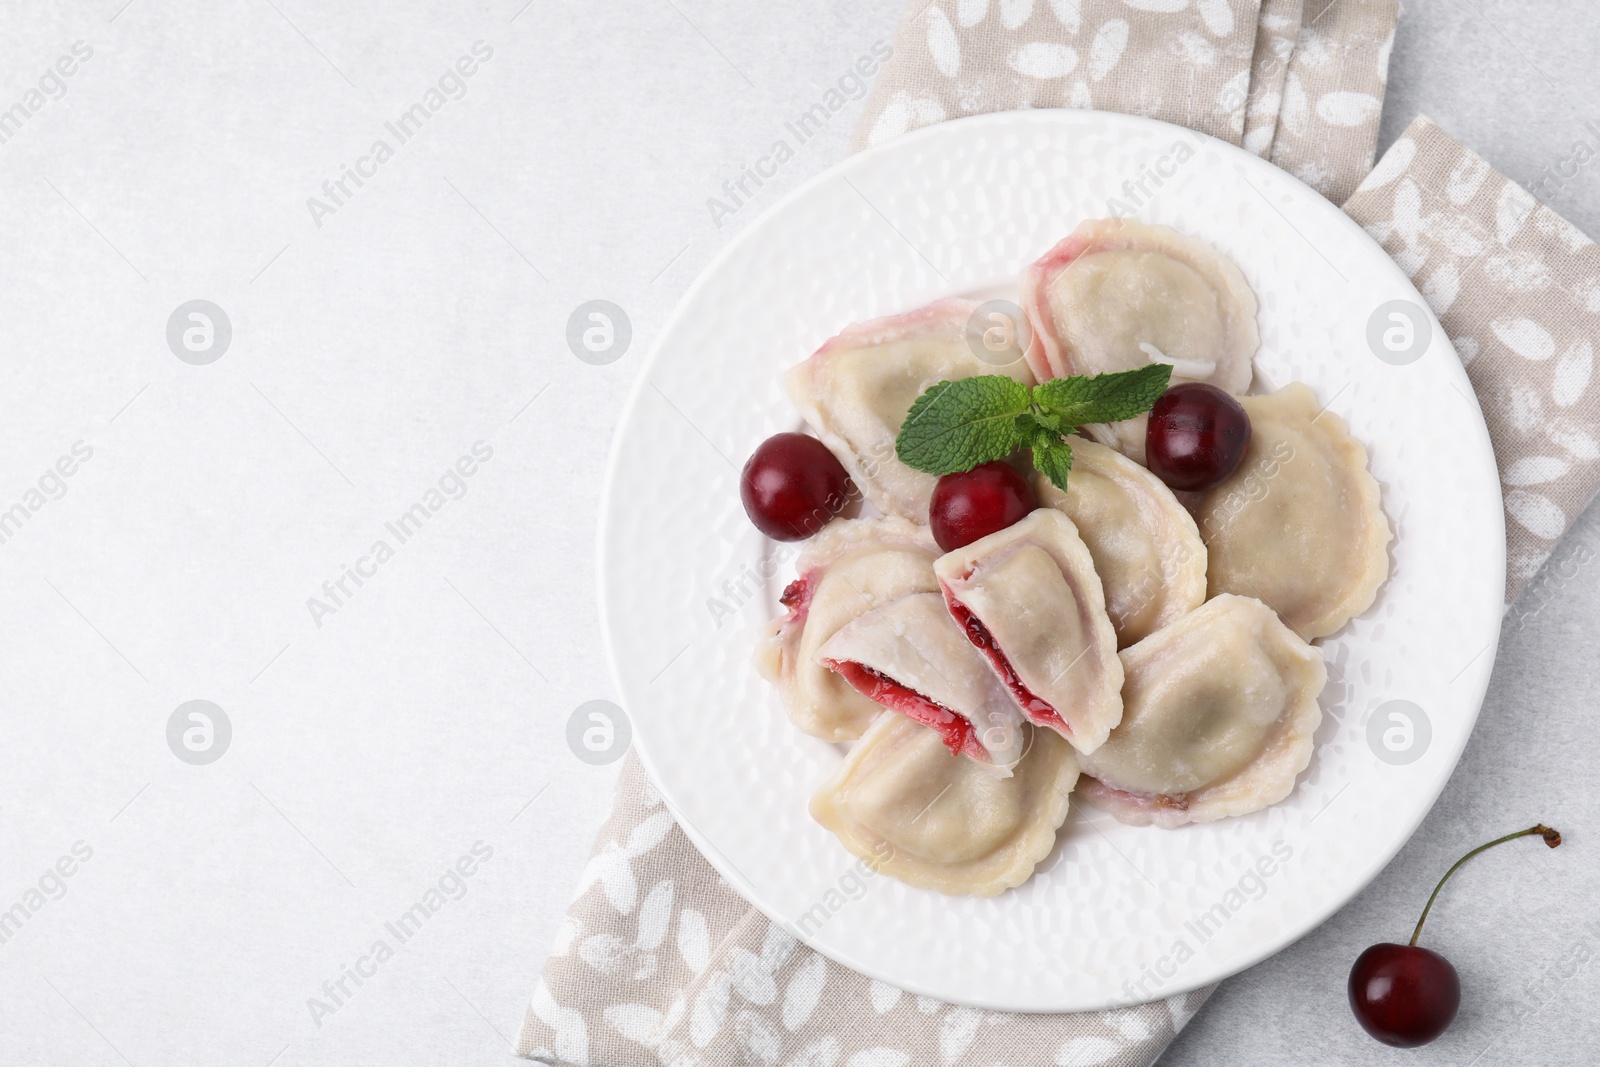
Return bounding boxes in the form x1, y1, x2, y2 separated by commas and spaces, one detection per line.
0, 1, 1595, 1064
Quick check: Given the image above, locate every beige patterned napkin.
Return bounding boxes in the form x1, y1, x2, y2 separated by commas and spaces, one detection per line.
852, 0, 1266, 151
1240, 0, 1302, 156
1344, 115, 1600, 604
853, 0, 1397, 204
522, 3, 1600, 1065
519, 754, 1211, 1066
1266, 0, 1400, 203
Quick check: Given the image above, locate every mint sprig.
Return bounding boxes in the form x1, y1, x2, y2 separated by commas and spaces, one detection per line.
894, 363, 1172, 491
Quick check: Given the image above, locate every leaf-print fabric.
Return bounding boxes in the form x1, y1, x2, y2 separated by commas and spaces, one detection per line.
1344, 115, 1600, 601
518, 754, 1210, 1066
855, 0, 1400, 207
1267, 0, 1399, 202
853, 0, 1265, 151
1240, 0, 1302, 156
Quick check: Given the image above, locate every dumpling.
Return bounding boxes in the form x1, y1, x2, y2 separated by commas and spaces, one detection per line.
755, 517, 938, 741
809, 712, 1078, 897
1021, 219, 1258, 461
934, 509, 1124, 753
1022, 219, 1258, 389
1033, 437, 1206, 648
818, 592, 1027, 772
1191, 383, 1391, 640
785, 298, 1036, 521
1077, 594, 1326, 829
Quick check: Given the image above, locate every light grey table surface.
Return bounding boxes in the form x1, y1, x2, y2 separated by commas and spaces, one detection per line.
0, 1, 1595, 1065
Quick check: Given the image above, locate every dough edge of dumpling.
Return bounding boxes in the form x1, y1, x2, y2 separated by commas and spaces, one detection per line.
1078, 594, 1327, 829
809, 714, 1081, 897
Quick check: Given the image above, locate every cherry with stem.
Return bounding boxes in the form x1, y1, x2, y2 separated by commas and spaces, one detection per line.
1348, 823, 1562, 1048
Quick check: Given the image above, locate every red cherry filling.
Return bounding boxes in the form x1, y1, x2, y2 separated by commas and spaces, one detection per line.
929, 461, 1035, 552
824, 660, 987, 762
779, 572, 814, 621
741, 432, 853, 541
1146, 382, 1251, 492
942, 587, 1069, 736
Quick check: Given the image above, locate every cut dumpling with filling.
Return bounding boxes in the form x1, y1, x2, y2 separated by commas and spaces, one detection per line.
934, 509, 1124, 754
1191, 383, 1391, 640
810, 712, 1078, 897
785, 298, 1036, 520
1077, 594, 1326, 829
818, 592, 1028, 772
755, 517, 939, 741
1033, 437, 1207, 648
1021, 219, 1259, 461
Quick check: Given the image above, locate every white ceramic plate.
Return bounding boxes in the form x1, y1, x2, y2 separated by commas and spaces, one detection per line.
598, 110, 1504, 1012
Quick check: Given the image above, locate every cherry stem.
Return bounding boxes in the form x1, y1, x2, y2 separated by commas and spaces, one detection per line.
1409, 824, 1562, 948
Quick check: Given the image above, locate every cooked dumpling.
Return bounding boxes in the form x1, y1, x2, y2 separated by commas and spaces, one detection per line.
810, 712, 1078, 897
1191, 383, 1391, 640
785, 298, 1035, 521
818, 592, 1027, 772
934, 510, 1124, 754
1021, 219, 1259, 461
1077, 594, 1326, 829
1033, 437, 1206, 648
1022, 219, 1258, 389
755, 517, 938, 741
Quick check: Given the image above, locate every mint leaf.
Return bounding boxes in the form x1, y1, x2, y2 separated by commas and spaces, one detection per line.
1033, 363, 1173, 426
1030, 435, 1073, 492
896, 376, 1031, 475
894, 363, 1172, 488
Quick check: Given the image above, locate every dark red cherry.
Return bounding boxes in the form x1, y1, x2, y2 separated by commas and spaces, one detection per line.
929, 461, 1035, 552
740, 433, 852, 541
1349, 825, 1561, 1048
1348, 944, 1460, 1047
1145, 382, 1251, 491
